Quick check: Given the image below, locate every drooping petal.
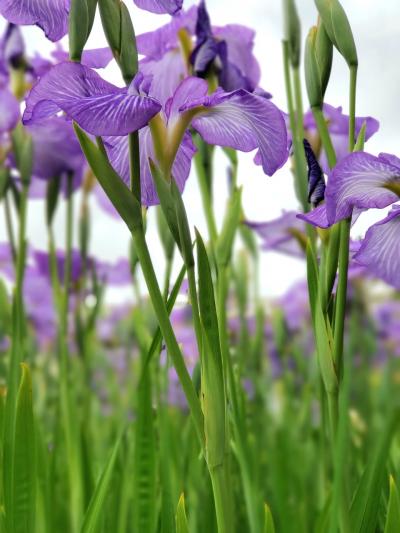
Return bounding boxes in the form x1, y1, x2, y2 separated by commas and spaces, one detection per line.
105, 127, 196, 206
179, 79, 288, 176
246, 211, 307, 257
0, 0, 69, 42
23, 62, 161, 136
0, 87, 20, 132
133, 0, 183, 15
297, 204, 330, 229
325, 152, 400, 225
354, 206, 400, 289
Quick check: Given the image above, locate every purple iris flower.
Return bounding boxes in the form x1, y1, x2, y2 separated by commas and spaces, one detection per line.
0, 23, 25, 75
303, 103, 379, 173
353, 205, 400, 290
24, 63, 288, 205
0, 0, 70, 42
300, 151, 400, 228
190, 1, 260, 93
133, 0, 183, 14
137, 3, 261, 104
246, 211, 307, 258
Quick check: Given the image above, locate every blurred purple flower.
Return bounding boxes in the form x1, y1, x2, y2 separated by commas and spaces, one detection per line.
246, 211, 307, 257
304, 103, 379, 173
0, 87, 20, 133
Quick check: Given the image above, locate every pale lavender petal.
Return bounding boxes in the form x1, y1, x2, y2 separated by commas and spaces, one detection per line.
354, 206, 400, 289
0, 0, 69, 42
140, 50, 186, 105
246, 211, 306, 257
52, 47, 114, 69
136, 6, 197, 59
23, 62, 161, 136
0, 88, 20, 132
133, 0, 182, 15
325, 152, 400, 225
105, 127, 196, 206
180, 80, 288, 175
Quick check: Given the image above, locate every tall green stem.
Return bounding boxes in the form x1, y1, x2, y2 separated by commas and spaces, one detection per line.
130, 227, 205, 447
282, 42, 308, 210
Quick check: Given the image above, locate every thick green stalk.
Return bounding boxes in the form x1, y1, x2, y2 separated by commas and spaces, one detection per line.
4, 192, 16, 263
130, 227, 205, 447
282, 41, 308, 210
210, 464, 232, 533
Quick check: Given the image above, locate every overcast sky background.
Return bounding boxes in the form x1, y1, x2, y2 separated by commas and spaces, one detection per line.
0, 1, 399, 302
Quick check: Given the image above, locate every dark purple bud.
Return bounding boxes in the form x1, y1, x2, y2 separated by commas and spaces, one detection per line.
303, 139, 325, 207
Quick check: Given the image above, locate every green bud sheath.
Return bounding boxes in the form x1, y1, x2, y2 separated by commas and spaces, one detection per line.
315, 20, 333, 99
119, 2, 139, 84
315, 0, 358, 67
69, 0, 90, 62
99, 0, 122, 57
305, 27, 322, 108
283, 0, 301, 68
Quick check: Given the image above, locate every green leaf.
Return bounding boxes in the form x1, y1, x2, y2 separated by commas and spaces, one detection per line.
350, 410, 400, 533
74, 124, 143, 232
354, 122, 367, 152
69, 0, 89, 61
264, 503, 276, 533
384, 476, 400, 533
45, 176, 61, 227
7, 363, 36, 533
133, 364, 157, 533
176, 494, 189, 533
171, 180, 195, 268
196, 229, 225, 468
81, 436, 122, 533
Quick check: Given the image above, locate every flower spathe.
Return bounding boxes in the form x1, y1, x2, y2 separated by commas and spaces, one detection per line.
0, 0, 70, 42
23, 62, 162, 136
354, 205, 400, 290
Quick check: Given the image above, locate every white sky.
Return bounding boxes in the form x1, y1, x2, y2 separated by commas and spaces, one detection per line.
0, 1, 399, 301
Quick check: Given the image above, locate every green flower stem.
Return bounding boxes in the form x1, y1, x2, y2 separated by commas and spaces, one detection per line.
130, 226, 205, 447
333, 66, 357, 377
4, 192, 16, 264
282, 41, 308, 211
311, 106, 337, 169
58, 176, 83, 533
128, 132, 141, 204
210, 463, 233, 533
194, 147, 218, 245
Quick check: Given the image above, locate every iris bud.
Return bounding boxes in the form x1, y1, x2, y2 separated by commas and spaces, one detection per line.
69, 0, 97, 62
304, 22, 332, 108
315, 0, 358, 68
99, 0, 138, 84
283, 0, 301, 68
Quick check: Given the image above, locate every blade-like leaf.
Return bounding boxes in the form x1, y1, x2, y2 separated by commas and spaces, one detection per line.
74, 124, 142, 232
133, 365, 157, 533
384, 476, 400, 533
176, 494, 189, 533
350, 410, 400, 533
81, 436, 122, 533
264, 503, 276, 533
